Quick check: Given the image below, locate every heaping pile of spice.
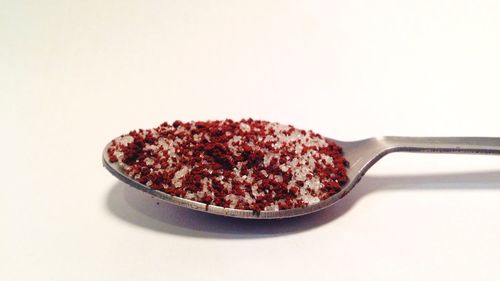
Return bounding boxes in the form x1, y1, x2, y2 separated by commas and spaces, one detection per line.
107, 119, 348, 212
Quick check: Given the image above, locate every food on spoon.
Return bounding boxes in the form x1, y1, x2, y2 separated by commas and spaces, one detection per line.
107, 119, 348, 211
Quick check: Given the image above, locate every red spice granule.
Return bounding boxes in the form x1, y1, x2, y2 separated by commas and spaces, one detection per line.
107, 119, 348, 212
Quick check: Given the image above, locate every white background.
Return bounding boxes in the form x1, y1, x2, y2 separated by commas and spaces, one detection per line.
2, 0, 500, 280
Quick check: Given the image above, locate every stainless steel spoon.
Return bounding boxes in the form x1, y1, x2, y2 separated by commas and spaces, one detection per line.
103, 136, 500, 219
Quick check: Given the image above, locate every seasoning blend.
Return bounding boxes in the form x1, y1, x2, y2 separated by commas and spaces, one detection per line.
107, 119, 348, 212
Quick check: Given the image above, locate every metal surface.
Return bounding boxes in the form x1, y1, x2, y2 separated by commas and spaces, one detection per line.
103, 136, 500, 219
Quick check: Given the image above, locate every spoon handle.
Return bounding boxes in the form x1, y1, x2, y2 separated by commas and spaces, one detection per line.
383, 137, 500, 155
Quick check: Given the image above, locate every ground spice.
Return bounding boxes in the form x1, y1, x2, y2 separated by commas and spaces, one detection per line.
107, 119, 348, 212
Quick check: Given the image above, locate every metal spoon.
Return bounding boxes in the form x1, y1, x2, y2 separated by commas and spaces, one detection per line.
103, 136, 500, 219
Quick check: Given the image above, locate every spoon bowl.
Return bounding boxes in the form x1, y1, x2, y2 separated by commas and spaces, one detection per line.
103, 136, 500, 219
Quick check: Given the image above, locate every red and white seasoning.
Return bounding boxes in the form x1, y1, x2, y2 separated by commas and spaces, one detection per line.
107, 119, 348, 212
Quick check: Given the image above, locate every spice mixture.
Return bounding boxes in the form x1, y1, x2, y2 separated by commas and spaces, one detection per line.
107, 119, 348, 211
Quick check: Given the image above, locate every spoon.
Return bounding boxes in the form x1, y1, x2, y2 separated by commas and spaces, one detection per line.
103, 136, 500, 219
